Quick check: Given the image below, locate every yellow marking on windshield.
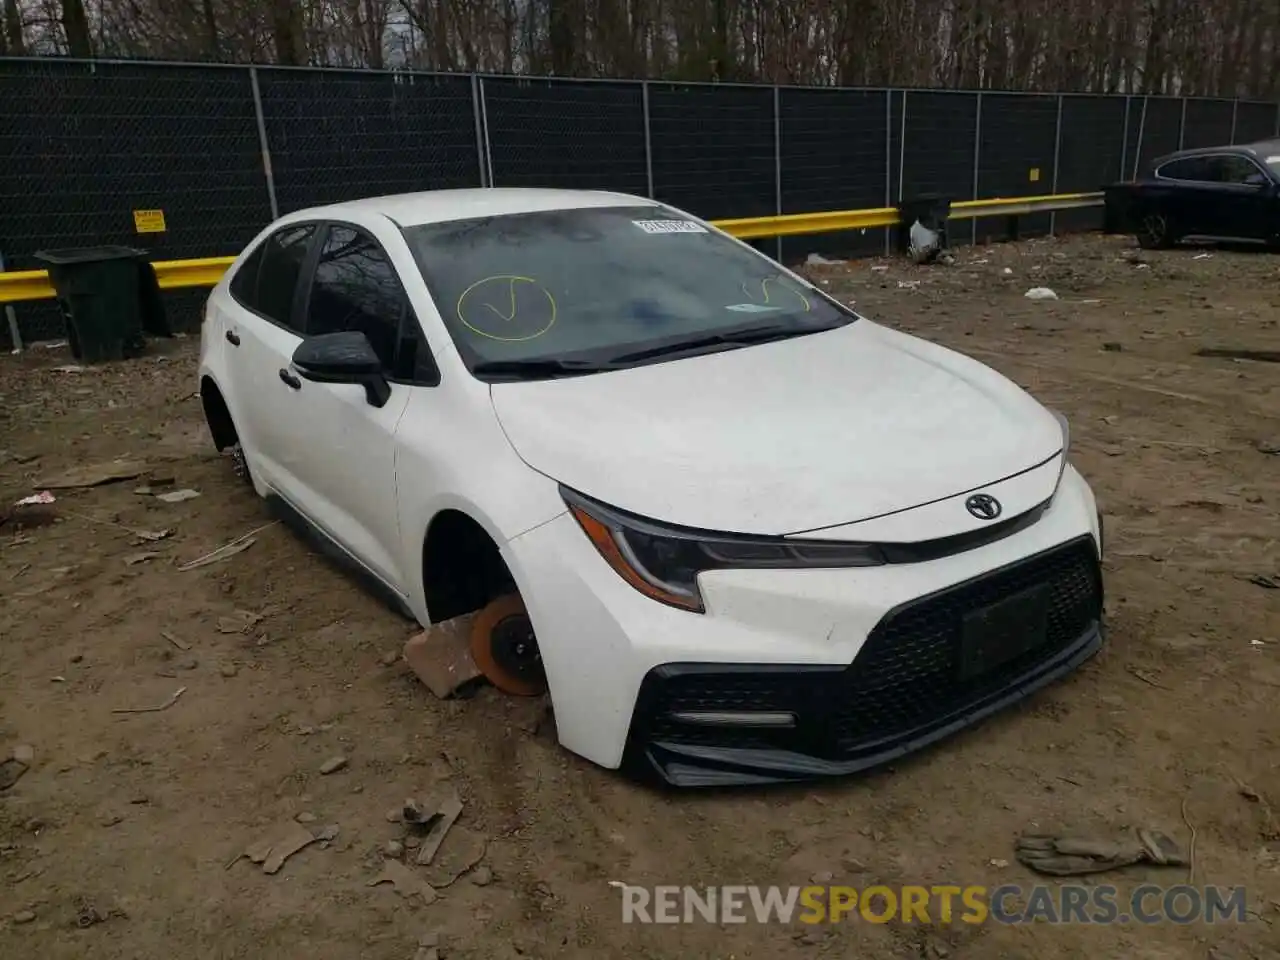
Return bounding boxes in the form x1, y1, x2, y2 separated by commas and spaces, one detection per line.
457, 275, 557, 342
741, 276, 812, 311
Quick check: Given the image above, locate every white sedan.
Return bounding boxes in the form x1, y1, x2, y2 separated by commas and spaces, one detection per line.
198, 188, 1104, 787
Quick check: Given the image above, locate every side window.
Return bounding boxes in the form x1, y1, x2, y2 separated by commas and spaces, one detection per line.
1211, 155, 1267, 186
254, 223, 316, 331
1156, 157, 1210, 181
306, 225, 436, 383
228, 243, 264, 307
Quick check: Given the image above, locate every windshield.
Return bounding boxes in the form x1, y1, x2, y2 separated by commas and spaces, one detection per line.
401, 205, 856, 380
1265, 153, 1280, 177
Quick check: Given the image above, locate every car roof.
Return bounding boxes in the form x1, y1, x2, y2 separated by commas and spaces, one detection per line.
1154, 139, 1280, 166
283, 187, 662, 228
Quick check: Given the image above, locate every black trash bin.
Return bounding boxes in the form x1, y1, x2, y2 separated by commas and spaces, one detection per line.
897, 194, 952, 257
34, 246, 158, 362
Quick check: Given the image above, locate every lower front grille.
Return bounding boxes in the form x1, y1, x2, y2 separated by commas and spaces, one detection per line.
626, 535, 1103, 772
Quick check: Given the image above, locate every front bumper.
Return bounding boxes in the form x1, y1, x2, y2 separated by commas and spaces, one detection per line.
502, 465, 1103, 785
623, 535, 1103, 786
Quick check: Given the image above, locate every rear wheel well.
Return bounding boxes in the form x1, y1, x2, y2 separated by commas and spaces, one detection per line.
200, 377, 238, 451
421, 510, 516, 623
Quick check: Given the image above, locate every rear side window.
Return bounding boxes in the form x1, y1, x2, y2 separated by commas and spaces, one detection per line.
228, 244, 264, 305
1156, 157, 1211, 181
231, 224, 316, 331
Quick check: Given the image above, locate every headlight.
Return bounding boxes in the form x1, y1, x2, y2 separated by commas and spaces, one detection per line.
562, 488, 883, 613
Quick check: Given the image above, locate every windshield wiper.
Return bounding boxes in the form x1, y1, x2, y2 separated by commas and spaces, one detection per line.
471, 358, 621, 381
606, 323, 838, 366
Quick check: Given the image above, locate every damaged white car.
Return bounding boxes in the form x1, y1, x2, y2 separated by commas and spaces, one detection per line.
198, 188, 1105, 787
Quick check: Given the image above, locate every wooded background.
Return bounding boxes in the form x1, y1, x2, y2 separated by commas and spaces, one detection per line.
0, 0, 1276, 98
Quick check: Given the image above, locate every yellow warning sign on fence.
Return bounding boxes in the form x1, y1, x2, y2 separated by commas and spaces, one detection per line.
133, 209, 167, 234
1028, 167, 1041, 183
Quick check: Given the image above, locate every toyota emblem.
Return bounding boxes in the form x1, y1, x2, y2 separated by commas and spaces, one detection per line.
965, 493, 1002, 521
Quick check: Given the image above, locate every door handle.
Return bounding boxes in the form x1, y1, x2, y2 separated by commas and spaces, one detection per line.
278, 368, 301, 390
225, 330, 240, 346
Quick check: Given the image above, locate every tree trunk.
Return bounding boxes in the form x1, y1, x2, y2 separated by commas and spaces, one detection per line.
271, 0, 306, 66
60, 0, 92, 57
201, 0, 220, 60
0, 0, 16, 56
548, 0, 576, 75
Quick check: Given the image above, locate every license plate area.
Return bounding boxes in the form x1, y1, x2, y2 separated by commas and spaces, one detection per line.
958, 583, 1051, 680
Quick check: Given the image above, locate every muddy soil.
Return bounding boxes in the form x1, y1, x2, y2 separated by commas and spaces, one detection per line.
1, 233, 1278, 959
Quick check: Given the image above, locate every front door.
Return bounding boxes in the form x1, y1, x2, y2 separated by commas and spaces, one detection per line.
283, 222, 429, 593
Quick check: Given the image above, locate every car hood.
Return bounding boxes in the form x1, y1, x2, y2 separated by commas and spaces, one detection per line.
489, 321, 1064, 536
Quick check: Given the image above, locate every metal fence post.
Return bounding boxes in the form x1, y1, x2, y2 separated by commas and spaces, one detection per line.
971, 92, 983, 244
0, 251, 21, 352
773, 85, 783, 261
249, 67, 279, 221
478, 76, 494, 187
1050, 94, 1064, 236
897, 91, 907, 203
642, 81, 655, 199
1178, 97, 1187, 149
884, 89, 893, 256
470, 74, 487, 188
1119, 96, 1132, 181
1132, 97, 1149, 179
1230, 99, 1239, 144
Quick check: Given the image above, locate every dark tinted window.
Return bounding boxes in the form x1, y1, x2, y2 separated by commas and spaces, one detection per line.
229, 243, 264, 306
1156, 157, 1211, 181
1209, 155, 1268, 185
254, 224, 316, 330
306, 225, 433, 382
402, 206, 854, 371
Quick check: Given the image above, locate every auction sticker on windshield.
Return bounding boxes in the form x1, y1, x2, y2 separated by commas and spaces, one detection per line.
633, 219, 708, 234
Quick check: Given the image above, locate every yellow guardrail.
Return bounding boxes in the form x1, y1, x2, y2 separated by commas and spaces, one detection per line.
0, 192, 1104, 306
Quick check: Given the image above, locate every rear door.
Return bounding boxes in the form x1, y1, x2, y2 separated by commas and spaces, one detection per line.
1152, 156, 1216, 235
222, 221, 319, 498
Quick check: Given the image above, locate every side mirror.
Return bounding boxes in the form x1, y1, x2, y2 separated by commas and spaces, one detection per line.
292, 331, 391, 408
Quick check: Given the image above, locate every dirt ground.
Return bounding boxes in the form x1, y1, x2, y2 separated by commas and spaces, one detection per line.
1, 232, 1279, 960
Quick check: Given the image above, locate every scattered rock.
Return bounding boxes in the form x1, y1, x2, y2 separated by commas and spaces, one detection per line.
295, 811, 317, 824
1102, 341, 1123, 352
70, 654, 83, 664
220, 663, 239, 678
156, 488, 201, 504
380, 650, 399, 667
243, 821, 318, 875
1024, 287, 1058, 300
367, 860, 437, 905
12, 909, 35, 925
24, 817, 44, 833
414, 791, 464, 866
0, 758, 29, 791
385, 808, 402, 824
316, 824, 340, 844
12, 745, 34, 765
471, 865, 493, 886
404, 836, 421, 850
810, 870, 834, 884
1256, 440, 1280, 456
319, 756, 348, 775
35, 459, 146, 489
384, 840, 405, 859
100, 813, 124, 827
415, 931, 442, 960
176, 657, 199, 671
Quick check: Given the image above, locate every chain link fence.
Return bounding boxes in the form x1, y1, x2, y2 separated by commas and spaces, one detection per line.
3, 57, 1279, 347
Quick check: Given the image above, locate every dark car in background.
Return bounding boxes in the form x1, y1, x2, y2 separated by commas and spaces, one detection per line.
1104, 140, 1280, 249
